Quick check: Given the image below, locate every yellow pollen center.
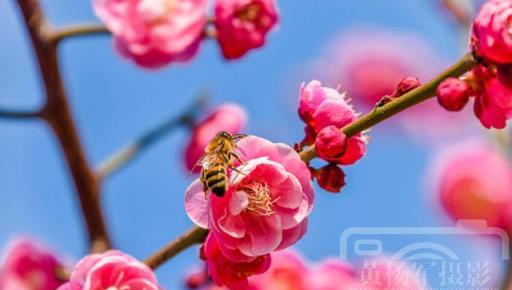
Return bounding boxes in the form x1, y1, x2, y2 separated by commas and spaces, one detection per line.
236, 3, 261, 22
139, 0, 176, 24
240, 182, 279, 216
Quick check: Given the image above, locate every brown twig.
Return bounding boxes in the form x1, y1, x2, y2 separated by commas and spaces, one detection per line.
299, 53, 478, 162
16, 0, 111, 252
96, 94, 208, 179
0, 107, 42, 119
52, 23, 110, 44
144, 226, 208, 270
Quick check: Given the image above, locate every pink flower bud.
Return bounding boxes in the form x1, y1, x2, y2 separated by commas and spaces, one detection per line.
471, 0, 512, 65
315, 164, 346, 193
57, 250, 161, 290
184, 103, 247, 172
436, 77, 472, 111
94, 0, 207, 69
214, 0, 279, 60
315, 126, 347, 161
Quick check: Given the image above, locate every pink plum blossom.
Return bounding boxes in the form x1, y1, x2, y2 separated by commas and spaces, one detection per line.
472, 0, 512, 65
185, 136, 314, 261
184, 103, 247, 172
298, 80, 367, 166
471, 65, 512, 129
202, 233, 270, 290
0, 238, 66, 290
431, 141, 512, 231
214, 0, 279, 60
57, 250, 160, 290
94, 0, 207, 69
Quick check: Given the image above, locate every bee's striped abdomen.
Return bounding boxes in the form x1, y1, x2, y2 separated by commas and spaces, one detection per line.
202, 161, 228, 197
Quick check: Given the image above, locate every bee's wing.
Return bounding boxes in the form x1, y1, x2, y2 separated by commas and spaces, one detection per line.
187, 153, 208, 178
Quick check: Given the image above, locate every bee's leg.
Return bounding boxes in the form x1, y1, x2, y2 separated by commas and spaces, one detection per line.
229, 165, 247, 176
229, 152, 244, 165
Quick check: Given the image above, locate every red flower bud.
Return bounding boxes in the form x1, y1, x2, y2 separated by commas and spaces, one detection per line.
315, 164, 346, 193
315, 126, 347, 161
185, 270, 209, 289
436, 77, 472, 111
391, 77, 421, 98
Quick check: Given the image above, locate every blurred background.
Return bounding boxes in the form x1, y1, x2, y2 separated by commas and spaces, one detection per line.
0, 0, 504, 288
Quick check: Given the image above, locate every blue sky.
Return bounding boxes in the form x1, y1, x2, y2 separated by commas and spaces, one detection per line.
0, 0, 504, 288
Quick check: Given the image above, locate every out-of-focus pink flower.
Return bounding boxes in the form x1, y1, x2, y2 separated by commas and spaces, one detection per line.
0, 239, 66, 290
315, 126, 347, 161
471, 0, 512, 65
245, 250, 309, 290
436, 77, 472, 111
308, 260, 359, 290
185, 136, 314, 261
314, 164, 346, 193
94, 0, 207, 69
185, 268, 209, 289
432, 141, 512, 230
316, 30, 442, 107
298, 80, 367, 165
57, 250, 160, 290
313, 29, 475, 141
202, 233, 270, 290
184, 103, 247, 172
472, 65, 512, 129
214, 0, 279, 60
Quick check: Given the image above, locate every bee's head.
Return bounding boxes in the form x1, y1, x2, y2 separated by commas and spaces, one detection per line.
217, 131, 232, 139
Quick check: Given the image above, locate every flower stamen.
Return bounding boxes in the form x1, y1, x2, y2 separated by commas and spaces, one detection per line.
240, 182, 279, 216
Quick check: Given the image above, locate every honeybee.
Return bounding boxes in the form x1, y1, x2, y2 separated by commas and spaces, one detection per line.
199, 131, 247, 197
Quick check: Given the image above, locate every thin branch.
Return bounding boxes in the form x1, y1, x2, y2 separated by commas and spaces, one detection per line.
440, 0, 473, 28
0, 108, 42, 120
16, 0, 111, 252
144, 226, 208, 270
96, 94, 208, 179
52, 23, 110, 43
299, 53, 478, 162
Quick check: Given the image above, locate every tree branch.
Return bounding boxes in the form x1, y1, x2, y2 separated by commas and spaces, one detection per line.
52, 23, 110, 43
96, 94, 208, 179
0, 108, 42, 120
16, 0, 111, 252
299, 53, 478, 162
144, 226, 208, 270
